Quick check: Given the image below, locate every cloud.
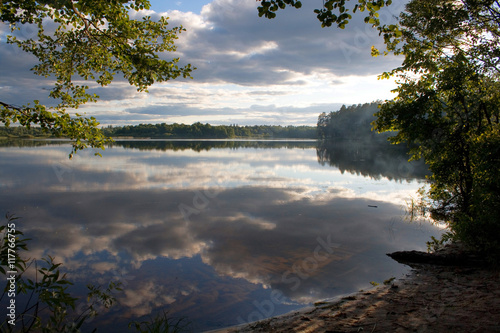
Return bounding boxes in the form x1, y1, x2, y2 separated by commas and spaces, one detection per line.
165, 0, 401, 83
0, 0, 403, 126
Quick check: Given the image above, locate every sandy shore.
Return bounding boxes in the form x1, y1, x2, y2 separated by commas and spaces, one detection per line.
210, 246, 500, 332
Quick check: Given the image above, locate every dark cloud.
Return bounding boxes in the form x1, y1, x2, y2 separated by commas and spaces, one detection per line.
0, 0, 404, 126
125, 104, 230, 116
0, 43, 55, 106
247, 90, 291, 96
115, 102, 344, 125
165, 0, 403, 85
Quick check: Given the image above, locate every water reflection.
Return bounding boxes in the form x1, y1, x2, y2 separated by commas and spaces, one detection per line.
317, 140, 430, 180
112, 139, 318, 152
0, 140, 439, 332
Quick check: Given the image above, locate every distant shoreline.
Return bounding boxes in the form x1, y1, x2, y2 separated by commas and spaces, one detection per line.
2, 136, 318, 142
110, 137, 318, 142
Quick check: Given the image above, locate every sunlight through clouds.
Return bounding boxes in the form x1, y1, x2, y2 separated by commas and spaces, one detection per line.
0, 0, 403, 126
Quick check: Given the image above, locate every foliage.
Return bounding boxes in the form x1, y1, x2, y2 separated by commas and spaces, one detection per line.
103, 122, 317, 139
129, 311, 190, 333
0, 214, 119, 332
372, 0, 500, 255
426, 233, 454, 253
317, 102, 391, 142
256, 0, 393, 29
263, 0, 500, 255
383, 277, 395, 285
315, 103, 432, 181
0, 0, 193, 158
0, 122, 317, 140
0, 125, 54, 138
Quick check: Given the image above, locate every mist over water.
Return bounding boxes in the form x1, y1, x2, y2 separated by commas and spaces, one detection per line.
0, 139, 440, 332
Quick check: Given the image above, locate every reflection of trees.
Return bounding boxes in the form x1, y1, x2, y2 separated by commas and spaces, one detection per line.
1, 138, 429, 181
317, 140, 429, 181
111, 140, 318, 152
0, 138, 68, 149
0, 138, 317, 151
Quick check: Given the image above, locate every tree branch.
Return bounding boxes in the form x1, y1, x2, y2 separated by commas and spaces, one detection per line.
71, 1, 92, 39
0, 101, 22, 111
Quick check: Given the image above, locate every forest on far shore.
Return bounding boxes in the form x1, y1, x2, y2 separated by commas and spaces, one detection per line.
0, 122, 317, 139
102, 123, 317, 139
317, 102, 393, 143
0, 102, 392, 142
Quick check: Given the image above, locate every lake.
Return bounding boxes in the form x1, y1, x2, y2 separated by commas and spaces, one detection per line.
0, 139, 441, 332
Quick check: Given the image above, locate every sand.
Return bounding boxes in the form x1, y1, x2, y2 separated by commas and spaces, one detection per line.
211, 244, 500, 332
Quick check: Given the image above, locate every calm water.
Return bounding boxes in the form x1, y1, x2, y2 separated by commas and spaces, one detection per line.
0, 139, 440, 332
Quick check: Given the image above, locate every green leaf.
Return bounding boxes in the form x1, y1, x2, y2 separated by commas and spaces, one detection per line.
0, 0, 192, 158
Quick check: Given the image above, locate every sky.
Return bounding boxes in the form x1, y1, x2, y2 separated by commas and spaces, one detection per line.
0, 0, 407, 126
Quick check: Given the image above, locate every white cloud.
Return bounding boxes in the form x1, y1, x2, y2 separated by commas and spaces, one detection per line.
0, 0, 403, 126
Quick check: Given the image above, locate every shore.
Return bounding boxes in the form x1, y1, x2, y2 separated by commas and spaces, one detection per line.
211, 244, 500, 332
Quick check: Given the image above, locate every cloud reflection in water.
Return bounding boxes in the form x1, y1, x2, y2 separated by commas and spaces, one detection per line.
0, 140, 439, 331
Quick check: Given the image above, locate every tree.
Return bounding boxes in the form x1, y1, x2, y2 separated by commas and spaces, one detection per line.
259, 0, 500, 254
0, 0, 193, 157
372, 0, 500, 253
316, 102, 387, 141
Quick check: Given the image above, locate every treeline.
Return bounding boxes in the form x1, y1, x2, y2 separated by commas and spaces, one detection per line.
0, 126, 51, 138
2, 103, 393, 141
103, 122, 317, 139
317, 102, 392, 142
